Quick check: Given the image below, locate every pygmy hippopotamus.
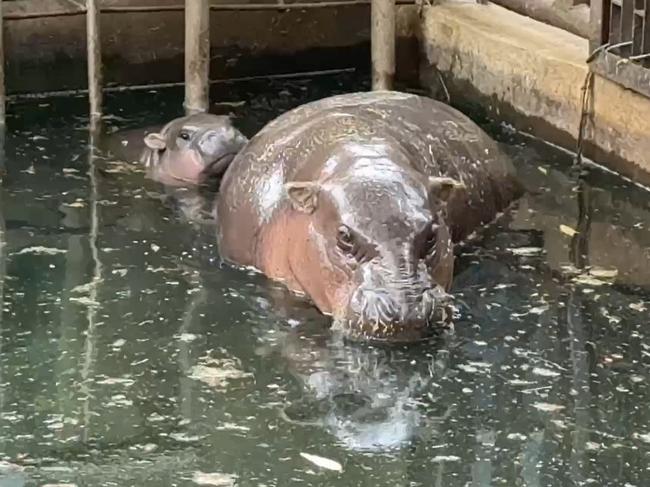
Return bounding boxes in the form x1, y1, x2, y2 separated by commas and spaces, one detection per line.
140, 113, 248, 189
216, 91, 524, 343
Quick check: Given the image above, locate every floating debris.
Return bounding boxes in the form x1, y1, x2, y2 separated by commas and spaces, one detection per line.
633, 432, 650, 444
528, 304, 550, 315
68, 296, 100, 307
71, 281, 103, 294
216, 422, 251, 432
573, 275, 608, 287
431, 455, 461, 462
299, 452, 343, 472
15, 246, 66, 256
192, 471, 238, 486
95, 376, 135, 387
507, 433, 527, 441
629, 302, 647, 312
189, 358, 253, 389
178, 333, 200, 343
508, 379, 536, 386
532, 367, 561, 378
509, 247, 543, 256
457, 364, 479, 374
215, 100, 247, 108
63, 199, 86, 208
559, 224, 578, 237
532, 402, 565, 412
589, 267, 619, 279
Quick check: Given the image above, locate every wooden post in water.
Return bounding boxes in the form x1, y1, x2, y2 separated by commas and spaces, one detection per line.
371, 0, 395, 90
184, 0, 210, 114
0, 0, 6, 127
86, 0, 102, 126
0, 0, 5, 182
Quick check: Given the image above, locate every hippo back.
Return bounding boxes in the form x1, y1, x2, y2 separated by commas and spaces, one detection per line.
216, 91, 522, 266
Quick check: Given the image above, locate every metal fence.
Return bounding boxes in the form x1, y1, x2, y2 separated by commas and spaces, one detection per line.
590, 0, 650, 97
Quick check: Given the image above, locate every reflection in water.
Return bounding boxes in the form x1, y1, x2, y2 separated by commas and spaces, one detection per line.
0, 124, 5, 183
0, 73, 649, 485
0, 127, 5, 455
80, 122, 104, 444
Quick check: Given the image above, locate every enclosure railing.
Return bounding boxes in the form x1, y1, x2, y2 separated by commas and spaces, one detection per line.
1, 0, 644, 131
589, 0, 650, 98
0, 0, 408, 128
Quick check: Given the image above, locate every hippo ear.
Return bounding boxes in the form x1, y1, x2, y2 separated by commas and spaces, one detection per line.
427, 176, 465, 203
285, 181, 320, 214
144, 132, 167, 151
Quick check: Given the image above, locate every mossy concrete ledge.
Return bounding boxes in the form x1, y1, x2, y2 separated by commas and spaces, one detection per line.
418, 2, 650, 184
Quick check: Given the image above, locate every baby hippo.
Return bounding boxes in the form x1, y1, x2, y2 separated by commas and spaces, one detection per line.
140, 113, 248, 189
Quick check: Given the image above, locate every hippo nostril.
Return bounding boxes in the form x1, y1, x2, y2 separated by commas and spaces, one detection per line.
355, 290, 399, 326
375, 293, 397, 324
421, 288, 436, 318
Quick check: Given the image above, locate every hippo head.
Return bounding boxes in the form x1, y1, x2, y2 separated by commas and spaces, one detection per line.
141, 113, 248, 188
283, 157, 464, 343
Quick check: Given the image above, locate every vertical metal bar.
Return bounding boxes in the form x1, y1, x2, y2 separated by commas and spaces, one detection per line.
184, 0, 210, 114
590, 0, 608, 52
632, 0, 642, 55
371, 0, 395, 91
86, 0, 102, 125
641, 0, 650, 54
621, 0, 634, 55
0, 0, 6, 127
609, 2, 621, 46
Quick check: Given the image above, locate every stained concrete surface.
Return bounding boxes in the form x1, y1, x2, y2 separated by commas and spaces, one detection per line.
418, 2, 650, 184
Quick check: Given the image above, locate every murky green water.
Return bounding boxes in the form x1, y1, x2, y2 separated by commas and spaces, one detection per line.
1, 72, 650, 486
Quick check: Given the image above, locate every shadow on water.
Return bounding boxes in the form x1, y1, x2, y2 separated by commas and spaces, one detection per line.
0, 72, 649, 486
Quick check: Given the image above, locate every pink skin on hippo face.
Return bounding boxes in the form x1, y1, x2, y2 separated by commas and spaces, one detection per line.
141, 113, 248, 188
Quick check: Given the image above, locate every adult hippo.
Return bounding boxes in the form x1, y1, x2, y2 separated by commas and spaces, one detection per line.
216, 91, 524, 343
140, 112, 248, 189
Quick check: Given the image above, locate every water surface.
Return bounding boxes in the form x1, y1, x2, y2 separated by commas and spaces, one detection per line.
1, 72, 650, 486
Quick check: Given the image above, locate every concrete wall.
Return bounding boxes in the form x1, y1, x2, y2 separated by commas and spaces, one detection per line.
418, 2, 650, 185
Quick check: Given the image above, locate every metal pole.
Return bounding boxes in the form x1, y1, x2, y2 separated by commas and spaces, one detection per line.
184, 0, 210, 114
371, 0, 395, 90
0, 0, 6, 126
86, 0, 102, 124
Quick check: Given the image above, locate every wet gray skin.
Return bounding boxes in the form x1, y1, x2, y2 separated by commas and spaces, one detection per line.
217, 91, 524, 343
141, 112, 248, 189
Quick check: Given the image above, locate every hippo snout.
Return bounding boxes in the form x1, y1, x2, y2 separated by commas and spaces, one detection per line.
340, 285, 451, 342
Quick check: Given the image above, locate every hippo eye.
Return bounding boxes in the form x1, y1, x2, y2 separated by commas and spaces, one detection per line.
178, 131, 191, 141
337, 225, 355, 253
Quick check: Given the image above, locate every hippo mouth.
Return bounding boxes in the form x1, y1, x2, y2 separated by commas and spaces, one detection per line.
141, 148, 239, 187
331, 290, 455, 344
198, 151, 240, 186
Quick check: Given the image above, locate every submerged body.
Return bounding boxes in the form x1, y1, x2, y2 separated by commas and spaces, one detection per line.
217, 91, 523, 342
